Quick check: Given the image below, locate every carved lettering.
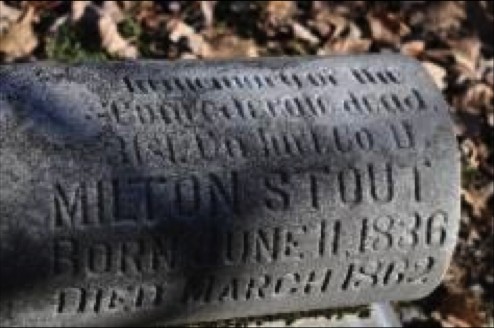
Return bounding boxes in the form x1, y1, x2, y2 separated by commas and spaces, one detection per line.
358, 210, 450, 254
123, 70, 338, 94
52, 171, 241, 228
351, 68, 402, 85
51, 159, 435, 230
181, 267, 333, 305
53, 235, 177, 276
56, 283, 165, 314
0, 56, 460, 326
341, 257, 436, 291
102, 119, 421, 167
343, 89, 427, 115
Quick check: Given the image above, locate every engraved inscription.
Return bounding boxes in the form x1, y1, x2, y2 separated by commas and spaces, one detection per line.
123, 69, 337, 94
51, 159, 433, 229
101, 94, 335, 126
96, 89, 429, 129
181, 255, 436, 305
102, 120, 417, 166
51, 209, 450, 278
56, 283, 166, 314
341, 256, 435, 292
343, 89, 427, 115
0, 56, 459, 326
52, 171, 240, 228
357, 210, 449, 254
181, 267, 332, 304
350, 68, 402, 85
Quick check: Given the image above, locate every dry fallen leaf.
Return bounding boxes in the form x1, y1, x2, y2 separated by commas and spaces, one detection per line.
321, 38, 371, 55
265, 1, 296, 24
101, 1, 125, 24
71, 1, 89, 22
445, 314, 474, 328
72, 2, 137, 59
434, 289, 487, 327
310, 11, 348, 39
135, 1, 165, 30
449, 37, 482, 75
292, 22, 319, 45
462, 182, 494, 219
423, 1, 467, 34
461, 138, 481, 169
260, 0, 297, 39
0, 6, 38, 61
99, 13, 137, 59
367, 11, 410, 45
168, 19, 194, 42
462, 83, 494, 114
346, 21, 363, 40
401, 40, 425, 57
460, 138, 492, 177
25, 1, 61, 10
422, 61, 447, 90
479, 58, 493, 87
424, 48, 454, 66
0, 1, 22, 34
206, 32, 258, 58
168, 19, 212, 58
200, 1, 217, 27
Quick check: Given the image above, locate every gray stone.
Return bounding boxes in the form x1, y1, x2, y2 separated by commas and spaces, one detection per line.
0, 55, 460, 327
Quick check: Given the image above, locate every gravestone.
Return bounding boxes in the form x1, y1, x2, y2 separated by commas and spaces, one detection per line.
0, 55, 460, 326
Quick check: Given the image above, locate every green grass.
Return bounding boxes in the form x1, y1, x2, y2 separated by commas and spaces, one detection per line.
118, 16, 142, 40
45, 23, 108, 63
462, 164, 481, 187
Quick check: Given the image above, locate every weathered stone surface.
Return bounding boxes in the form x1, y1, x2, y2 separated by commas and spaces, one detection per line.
0, 55, 460, 326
